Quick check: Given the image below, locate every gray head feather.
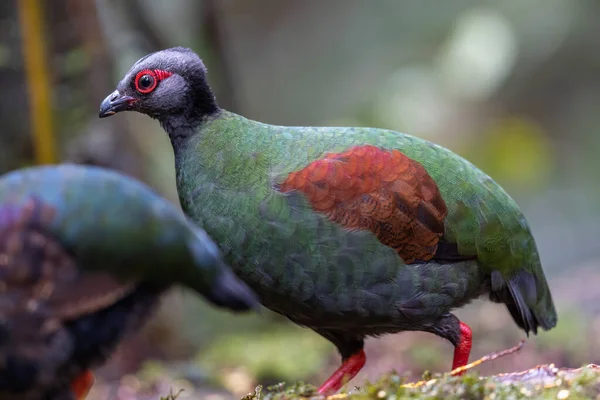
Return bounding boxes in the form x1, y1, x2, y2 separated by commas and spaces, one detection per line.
115, 47, 219, 126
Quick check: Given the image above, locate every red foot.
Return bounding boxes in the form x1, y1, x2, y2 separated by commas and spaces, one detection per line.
452, 321, 472, 375
71, 370, 95, 400
317, 350, 366, 394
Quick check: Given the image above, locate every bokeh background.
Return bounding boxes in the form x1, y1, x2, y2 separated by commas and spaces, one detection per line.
2, 0, 600, 398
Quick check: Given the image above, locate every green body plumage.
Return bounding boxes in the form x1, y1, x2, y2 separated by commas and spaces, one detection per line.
175, 110, 556, 331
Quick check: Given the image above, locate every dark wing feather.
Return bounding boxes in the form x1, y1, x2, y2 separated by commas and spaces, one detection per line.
432, 241, 477, 262
489, 270, 538, 335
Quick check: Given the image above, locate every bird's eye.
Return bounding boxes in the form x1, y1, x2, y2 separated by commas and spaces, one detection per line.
139, 75, 153, 88
134, 70, 158, 94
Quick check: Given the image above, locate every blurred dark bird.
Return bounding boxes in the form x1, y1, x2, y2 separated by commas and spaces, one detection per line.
0, 164, 258, 400
99, 47, 558, 394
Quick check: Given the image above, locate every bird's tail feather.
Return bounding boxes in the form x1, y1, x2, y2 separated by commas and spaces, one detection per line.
490, 269, 557, 335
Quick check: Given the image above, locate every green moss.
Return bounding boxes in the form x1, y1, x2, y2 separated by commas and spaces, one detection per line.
238, 365, 600, 400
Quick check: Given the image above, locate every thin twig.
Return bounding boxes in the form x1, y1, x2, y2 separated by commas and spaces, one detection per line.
402, 340, 526, 389
450, 340, 525, 376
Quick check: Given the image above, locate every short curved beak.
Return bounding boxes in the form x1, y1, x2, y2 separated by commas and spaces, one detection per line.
98, 90, 138, 118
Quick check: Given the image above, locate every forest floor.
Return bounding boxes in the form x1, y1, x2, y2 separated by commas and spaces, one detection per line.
87, 362, 600, 400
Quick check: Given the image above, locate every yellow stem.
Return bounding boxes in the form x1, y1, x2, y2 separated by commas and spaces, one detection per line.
17, 0, 57, 164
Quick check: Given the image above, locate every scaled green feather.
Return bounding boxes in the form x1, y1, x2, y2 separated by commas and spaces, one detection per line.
175, 111, 556, 331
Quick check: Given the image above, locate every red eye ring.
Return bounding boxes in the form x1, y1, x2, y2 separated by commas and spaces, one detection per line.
134, 69, 158, 94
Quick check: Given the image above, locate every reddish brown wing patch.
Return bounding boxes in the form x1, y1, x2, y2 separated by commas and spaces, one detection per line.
279, 145, 448, 263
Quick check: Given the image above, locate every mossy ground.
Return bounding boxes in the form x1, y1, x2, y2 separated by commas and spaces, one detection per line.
240, 365, 600, 400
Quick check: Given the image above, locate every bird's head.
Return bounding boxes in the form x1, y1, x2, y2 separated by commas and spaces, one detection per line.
99, 47, 218, 123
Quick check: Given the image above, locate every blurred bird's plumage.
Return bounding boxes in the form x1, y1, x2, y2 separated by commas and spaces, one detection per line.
0, 164, 258, 399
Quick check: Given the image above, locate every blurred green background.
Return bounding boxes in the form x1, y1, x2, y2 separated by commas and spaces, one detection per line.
3, 0, 600, 398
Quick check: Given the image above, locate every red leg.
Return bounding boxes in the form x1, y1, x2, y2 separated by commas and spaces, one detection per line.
71, 370, 95, 400
451, 321, 472, 375
317, 350, 366, 394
